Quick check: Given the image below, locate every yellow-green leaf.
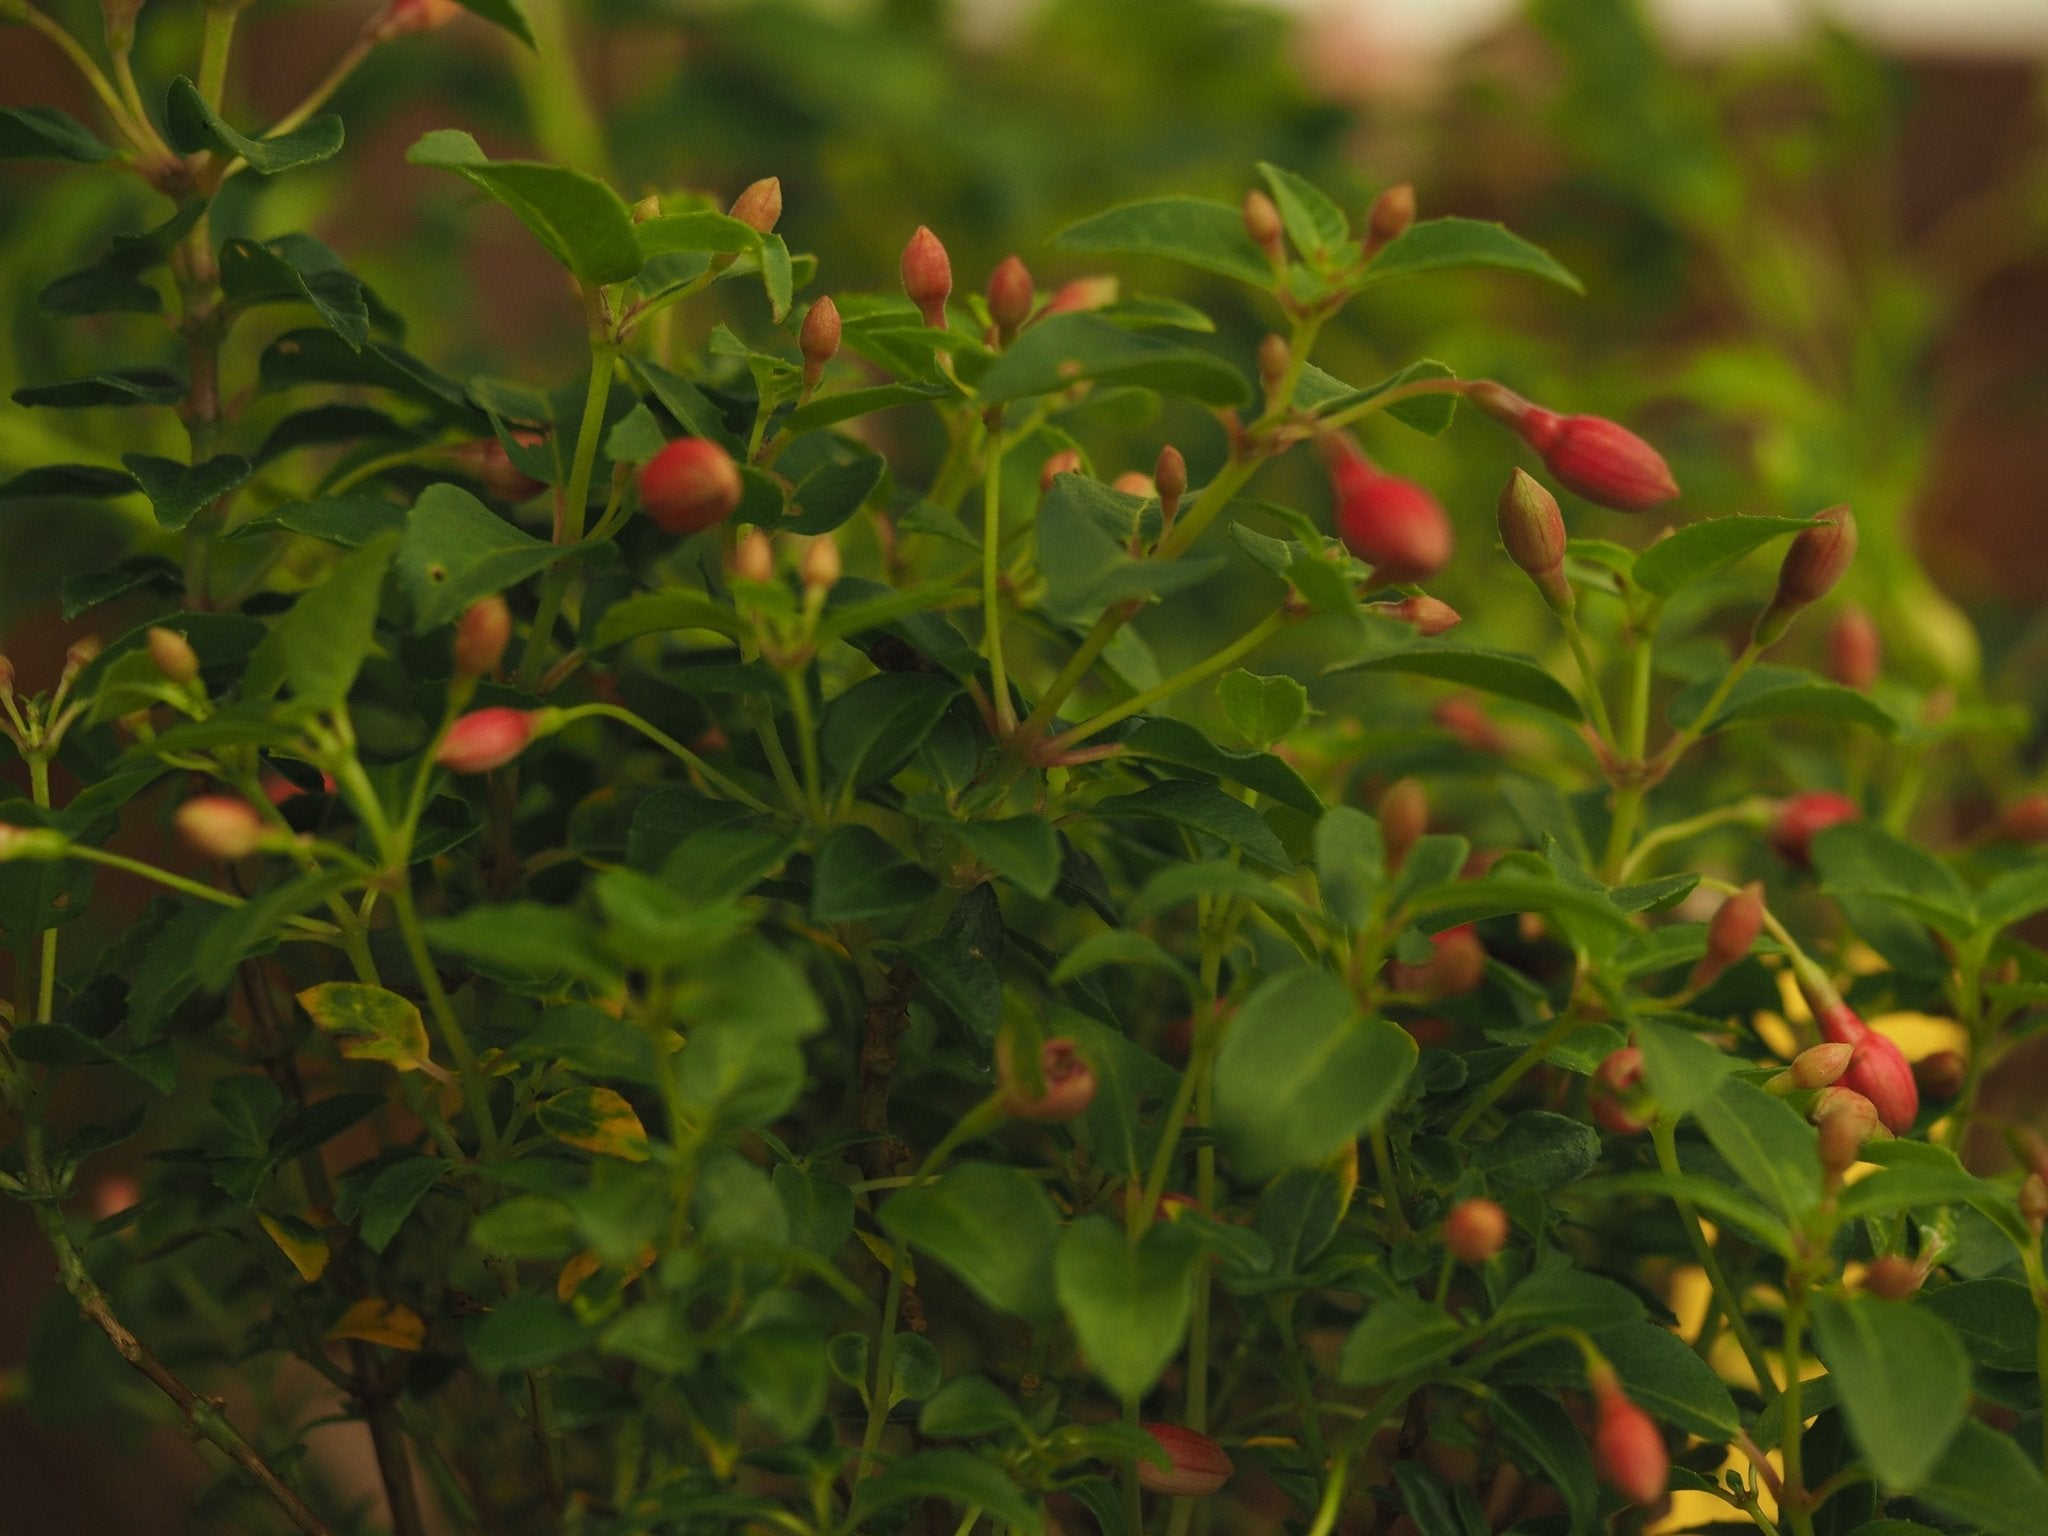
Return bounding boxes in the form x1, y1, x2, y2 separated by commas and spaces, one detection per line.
259, 1212, 331, 1282
326, 1298, 425, 1350
297, 982, 433, 1073
537, 1087, 650, 1161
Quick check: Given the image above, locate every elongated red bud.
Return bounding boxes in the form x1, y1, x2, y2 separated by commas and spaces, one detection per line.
800, 295, 840, 394
1471, 386, 1677, 513
1843, 1031, 1918, 1135
1364, 182, 1415, 255
1443, 1197, 1508, 1264
437, 708, 536, 774
986, 255, 1034, 340
1155, 444, 1187, 528
1590, 1368, 1668, 1506
1378, 778, 1428, 868
997, 1035, 1097, 1122
1381, 594, 1461, 636
1829, 608, 1881, 691
1335, 472, 1452, 585
1242, 189, 1284, 264
1768, 791, 1859, 871
453, 596, 511, 679
1590, 1046, 1651, 1135
901, 226, 953, 329
1044, 275, 1118, 316
1435, 696, 1504, 754
1914, 1049, 1966, 1104
1755, 505, 1857, 646
1862, 1255, 1920, 1300
1389, 924, 1484, 999
1496, 468, 1572, 613
367, 0, 461, 42
730, 528, 775, 585
1690, 881, 1764, 990
175, 795, 268, 860
1138, 1423, 1233, 1497
638, 438, 743, 536
147, 625, 200, 685
728, 176, 782, 235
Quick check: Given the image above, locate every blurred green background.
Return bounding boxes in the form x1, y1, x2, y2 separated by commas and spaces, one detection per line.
4, 0, 2048, 1527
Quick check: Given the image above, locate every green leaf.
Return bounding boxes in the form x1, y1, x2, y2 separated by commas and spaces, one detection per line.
1120, 718, 1322, 815
1035, 474, 1218, 622
1812, 821, 1974, 930
1091, 779, 1290, 872
353, 1157, 449, 1254
296, 983, 432, 1072
1365, 217, 1583, 293
879, 1163, 1061, 1321
233, 495, 406, 548
1598, 1320, 1740, 1442
219, 236, 370, 350
0, 105, 117, 162
977, 313, 1248, 408
36, 203, 207, 317
13, 369, 184, 409
728, 1323, 827, 1438
853, 1450, 1042, 1536
120, 452, 250, 530
1978, 864, 2048, 935
0, 464, 139, 500
1920, 1279, 2039, 1372
771, 1165, 854, 1258
920, 1375, 1026, 1439
1633, 1016, 1736, 1118
1475, 1111, 1600, 1191
1214, 968, 1416, 1180
244, 533, 397, 707
1333, 647, 1584, 722
591, 590, 742, 648
449, 0, 535, 48
405, 130, 641, 286
783, 445, 886, 534
426, 902, 616, 990
1631, 514, 1816, 599
1055, 1215, 1204, 1400
1256, 162, 1349, 259
782, 381, 952, 435
1487, 1388, 1599, 1534
1694, 1078, 1819, 1220
1054, 196, 1271, 285
1393, 1463, 1489, 1536
395, 482, 558, 632
819, 673, 960, 790
469, 1294, 590, 1373
1302, 358, 1461, 435
810, 825, 939, 922
1493, 1268, 1646, 1334
1915, 1419, 2048, 1536
953, 816, 1061, 901
1809, 1292, 1971, 1493
1671, 666, 1898, 740
164, 77, 342, 174
1218, 669, 1307, 750
1313, 806, 1384, 933
1339, 1294, 1467, 1385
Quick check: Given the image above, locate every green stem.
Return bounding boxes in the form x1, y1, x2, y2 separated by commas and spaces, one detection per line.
1302, 1383, 1417, 1536
1448, 1013, 1576, 1141
782, 672, 827, 823
982, 418, 1016, 735
1648, 638, 1762, 780
1014, 606, 1129, 741
1557, 607, 1616, 744
1122, 1394, 1145, 1535
1044, 611, 1290, 756
29, 755, 57, 1023
516, 338, 616, 688
1616, 797, 1775, 882
20, 6, 157, 154
1781, 1287, 1816, 1536
552, 702, 776, 814
1601, 624, 1658, 880
1653, 1119, 1778, 1391
390, 880, 501, 1160
747, 699, 808, 816
197, 4, 238, 110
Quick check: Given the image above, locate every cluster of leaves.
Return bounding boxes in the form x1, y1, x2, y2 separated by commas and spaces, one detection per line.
6, 7, 2048, 1536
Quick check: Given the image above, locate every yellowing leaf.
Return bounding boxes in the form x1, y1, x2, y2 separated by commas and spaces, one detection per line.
556, 1250, 603, 1302
537, 1087, 650, 1161
298, 982, 434, 1073
259, 1212, 331, 1282
854, 1229, 916, 1286
326, 1298, 425, 1351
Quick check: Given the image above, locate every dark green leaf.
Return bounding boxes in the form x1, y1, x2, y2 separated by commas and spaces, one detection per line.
120, 452, 250, 530
810, 825, 938, 922
1694, 1078, 1819, 1220
0, 105, 116, 162
1632, 515, 1817, 599
880, 1162, 1061, 1321
978, 313, 1247, 408
1091, 779, 1290, 871
1366, 218, 1583, 293
406, 130, 641, 287
395, 482, 557, 631
164, 76, 342, 174
1476, 1112, 1600, 1191
1915, 1418, 2048, 1536
1334, 647, 1584, 722
219, 236, 370, 349
1810, 1292, 1971, 1493
1338, 1294, 1466, 1385
1055, 196, 1271, 285
13, 369, 184, 408
244, 533, 396, 706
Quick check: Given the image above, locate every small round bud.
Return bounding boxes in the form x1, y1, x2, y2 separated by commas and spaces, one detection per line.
731, 528, 775, 586
1496, 468, 1572, 612
1381, 594, 1461, 636
1861, 1255, 1920, 1300
799, 535, 841, 592
437, 708, 536, 774
1111, 472, 1156, 500
630, 194, 662, 224
1242, 189, 1285, 262
800, 294, 841, 393
1365, 182, 1416, 252
728, 177, 782, 235
175, 795, 268, 860
1815, 1088, 1880, 1173
1258, 333, 1291, 397
1389, 924, 1485, 999
1829, 608, 1881, 691
1590, 1047, 1651, 1135
901, 225, 953, 329
1138, 1423, 1233, 1498
1043, 275, 1118, 315
1994, 794, 2048, 844
1039, 449, 1083, 493
1155, 445, 1187, 525
1913, 1049, 1966, 1104
1756, 505, 1857, 646
997, 1035, 1097, 1122
1690, 881, 1765, 990
638, 438, 743, 537
986, 255, 1035, 340
1378, 778, 1428, 868
1590, 1373, 1668, 1506
147, 626, 200, 685
1443, 1198, 1508, 1264
454, 596, 512, 680
63, 635, 103, 680
1768, 791, 1860, 871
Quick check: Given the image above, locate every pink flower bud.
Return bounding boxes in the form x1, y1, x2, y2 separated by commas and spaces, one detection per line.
1443, 1197, 1508, 1264
731, 529, 775, 585
1829, 608, 1881, 691
1138, 1423, 1233, 1497
1690, 881, 1764, 990
1590, 1369, 1668, 1506
1768, 791, 1859, 872
1155, 445, 1187, 525
454, 596, 511, 680
1472, 386, 1678, 513
175, 795, 268, 860
147, 625, 200, 685
366, 0, 461, 42
1389, 925, 1485, 999
1755, 505, 1857, 646
1590, 1047, 1651, 1135
1862, 1255, 1920, 1300
986, 255, 1034, 340
800, 295, 841, 393
1112, 472, 1156, 499
1914, 1050, 1966, 1104
799, 535, 841, 591
728, 176, 782, 235
1039, 450, 1083, 493
1378, 777, 1428, 868
437, 708, 535, 774
1242, 189, 1284, 262
1496, 468, 1571, 612
998, 1035, 1097, 1122
1365, 183, 1416, 252
638, 438, 743, 537
1044, 275, 1119, 316
1842, 1031, 1918, 1135
901, 225, 953, 329
1814, 1087, 1880, 1173
1383, 595, 1461, 636
1324, 438, 1451, 585
1780, 1042, 1855, 1091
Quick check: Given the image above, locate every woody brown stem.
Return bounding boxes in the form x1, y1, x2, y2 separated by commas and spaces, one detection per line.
856, 964, 916, 1179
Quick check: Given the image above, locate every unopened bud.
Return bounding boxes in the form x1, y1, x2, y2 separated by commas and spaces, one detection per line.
1382, 595, 1461, 636
1755, 505, 1857, 647
1861, 1255, 1920, 1300
1913, 1050, 1966, 1104
1994, 794, 2048, 844
1815, 1088, 1880, 1174
454, 596, 511, 680
175, 795, 268, 860
1364, 182, 1416, 255
1843, 1032, 1919, 1135
997, 1035, 1097, 1121
1590, 1046, 1651, 1135
1331, 451, 1452, 586
1242, 189, 1284, 265
1472, 385, 1678, 513
1138, 1423, 1233, 1498
638, 438, 743, 536
1039, 449, 1083, 493
1443, 1197, 1508, 1264
1155, 445, 1187, 527
1496, 468, 1572, 612
366, 0, 461, 42
1258, 333, 1291, 400
1782, 1042, 1855, 1091
1435, 696, 1504, 754
1378, 778, 1427, 868
901, 225, 953, 329
800, 295, 841, 393
630, 193, 662, 224
1111, 472, 1156, 499
1768, 791, 1859, 872
437, 708, 536, 774
147, 625, 200, 685
63, 635, 102, 681
800, 535, 841, 592
986, 255, 1034, 340
2022, 1174, 2048, 1232
1690, 881, 1764, 990
1389, 924, 1485, 999
1590, 1368, 1668, 1506
1829, 608, 1881, 691
728, 177, 782, 235
731, 528, 775, 586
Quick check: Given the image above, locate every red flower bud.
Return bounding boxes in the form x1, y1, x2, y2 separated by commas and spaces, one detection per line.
1768, 791, 1859, 872
1842, 1031, 1918, 1135
1326, 440, 1451, 585
1496, 468, 1571, 612
1043, 275, 1119, 316
1690, 881, 1764, 990
1590, 1368, 1668, 1506
998, 1035, 1097, 1122
1382, 594, 1461, 637
901, 225, 953, 329
1112, 471, 1156, 499
1472, 386, 1677, 513
437, 708, 536, 774
1138, 1423, 1233, 1498
728, 176, 782, 235
1242, 189, 1284, 263
1378, 778, 1428, 868
1994, 794, 2048, 844
1756, 505, 1857, 646
1443, 1197, 1508, 1264
454, 596, 511, 680
175, 795, 268, 860
366, 0, 461, 42
986, 255, 1034, 340
1590, 1047, 1651, 1135
800, 295, 840, 393
638, 438, 743, 537
147, 625, 200, 685
1434, 697, 1504, 754
1862, 1255, 1920, 1300
1365, 183, 1416, 253
1828, 608, 1881, 691
1914, 1049, 1966, 1104
1389, 925, 1485, 998
1039, 450, 1083, 493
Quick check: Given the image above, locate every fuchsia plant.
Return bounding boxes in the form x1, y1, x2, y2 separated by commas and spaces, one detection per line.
8, 6, 2048, 1536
